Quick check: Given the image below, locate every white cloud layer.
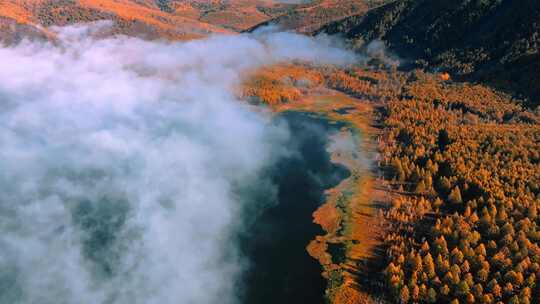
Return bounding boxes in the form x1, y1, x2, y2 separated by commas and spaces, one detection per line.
0, 23, 354, 304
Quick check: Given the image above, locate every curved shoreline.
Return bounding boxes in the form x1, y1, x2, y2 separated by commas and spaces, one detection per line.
239, 111, 350, 304
267, 91, 387, 304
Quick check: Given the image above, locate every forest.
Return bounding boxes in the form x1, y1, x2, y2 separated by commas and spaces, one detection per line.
320, 0, 540, 108
379, 71, 540, 303
242, 62, 540, 303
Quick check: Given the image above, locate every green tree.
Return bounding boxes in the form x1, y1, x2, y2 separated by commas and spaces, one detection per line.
457, 280, 471, 296
473, 283, 483, 298
437, 176, 452, 193
438, 129, 451, 151
427, 287, 437, 303
508, 295, 520, 304
393, 158, 406, 181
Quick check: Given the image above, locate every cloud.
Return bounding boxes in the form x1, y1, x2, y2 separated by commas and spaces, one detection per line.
0, 23, 354, 304
364, 39, 401, 67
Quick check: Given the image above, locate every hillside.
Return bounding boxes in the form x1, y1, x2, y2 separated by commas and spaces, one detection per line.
165, 0, 290, 31
245, 0, 370, 34
0, 0, 235, 41
321, 0, 540, 107
0, 0, 373, 42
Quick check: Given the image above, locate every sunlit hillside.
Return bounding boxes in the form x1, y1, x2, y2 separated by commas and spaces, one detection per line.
0, 0, 371, 42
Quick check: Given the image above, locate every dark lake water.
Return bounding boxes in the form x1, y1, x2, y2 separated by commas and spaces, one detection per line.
239, 112, 350, 304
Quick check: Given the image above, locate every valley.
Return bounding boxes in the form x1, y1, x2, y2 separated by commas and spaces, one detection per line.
0, 1, 539, 304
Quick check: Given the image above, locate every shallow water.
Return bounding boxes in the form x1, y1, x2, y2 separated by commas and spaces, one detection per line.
239, 112, 350, 304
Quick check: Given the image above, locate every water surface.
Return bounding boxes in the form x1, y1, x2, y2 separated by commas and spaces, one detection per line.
239, 112, 350, 304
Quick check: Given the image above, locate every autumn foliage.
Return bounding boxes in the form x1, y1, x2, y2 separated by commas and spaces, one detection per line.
244, 62, 540, 303
379, 71, 540, 303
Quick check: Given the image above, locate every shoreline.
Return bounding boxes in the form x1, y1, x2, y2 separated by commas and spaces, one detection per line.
267, 90, 391, 304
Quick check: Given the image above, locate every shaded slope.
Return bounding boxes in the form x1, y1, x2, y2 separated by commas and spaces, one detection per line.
321, 0, 540, 106
244, 0, 370, 34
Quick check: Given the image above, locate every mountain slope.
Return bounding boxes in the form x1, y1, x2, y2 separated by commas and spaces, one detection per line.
0, 0, 234, 42
169, 0, 288, 32
0, 0, 371, 42
245, 0, 370, 33
321, 0, 540, 106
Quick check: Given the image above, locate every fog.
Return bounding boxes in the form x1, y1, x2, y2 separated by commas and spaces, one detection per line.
0, 22, 354, 304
